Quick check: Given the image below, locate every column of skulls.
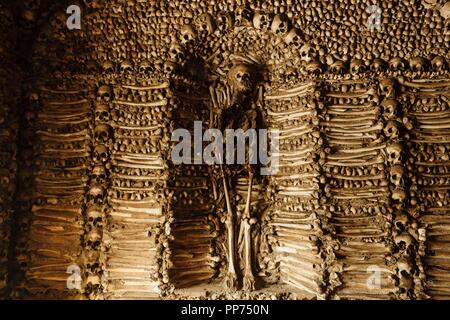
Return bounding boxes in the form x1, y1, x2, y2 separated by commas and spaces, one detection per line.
380, 78, 420, 299
83, 85, 113, 299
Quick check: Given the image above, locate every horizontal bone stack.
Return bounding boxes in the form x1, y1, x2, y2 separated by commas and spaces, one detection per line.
265, 82, 326, 297
14, 79, 93, 299
402, 77, 450, 299
102, 82, 172, 299
322, 80, 395, 299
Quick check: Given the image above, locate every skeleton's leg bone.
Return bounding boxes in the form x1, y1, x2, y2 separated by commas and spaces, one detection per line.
222, 171, 238, 290
243, 172, 256, 291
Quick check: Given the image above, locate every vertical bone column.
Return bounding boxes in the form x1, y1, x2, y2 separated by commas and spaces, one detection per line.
14, 78, 92, 298
102, 82, 171, 299
323, 81, 395, 299
401, 77, 450, 299
265, 82, 326, 298
167, 83, 219, 289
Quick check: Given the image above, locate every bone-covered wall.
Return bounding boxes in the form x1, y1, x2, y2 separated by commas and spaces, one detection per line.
0, 0, 449, 300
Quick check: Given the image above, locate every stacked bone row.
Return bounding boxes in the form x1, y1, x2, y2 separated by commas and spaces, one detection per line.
101, 82, 172, 299
401, 77, 450, 299
14, 80, 92, 299
321, 80, 397, 299
265, 82, 327, 298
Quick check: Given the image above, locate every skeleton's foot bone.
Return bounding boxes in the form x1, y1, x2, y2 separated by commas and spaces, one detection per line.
243, 218, 256, 291
224, 271, 239, 291
243, 273, 256, 291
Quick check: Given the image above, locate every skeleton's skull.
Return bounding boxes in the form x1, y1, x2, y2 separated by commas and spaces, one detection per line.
431, 56, 446, 70
89, 184, 105, 205
299, 43, 315, 62
390, 165, 405, 186
379, 79, 396, 98
120, 60, 134, 75
139, 61, 154, 77
409, 57, 427, 72
284, 28, 303, 49
217, 12, 234, 31
394, 210, 409, 231
253, 12, 271, 30
196, 13, 216, 34
306, 60, 322, 75
180, 24, 197, 45
94, 124, 113, 143
92, 165, 107, 184
102, 61, 115, 74
350, 59, 365, 74
386, 142, 403, 164
330, 60, 346, 74
389, 57, 405, 71
271, 14, 289, 34
169, 43, 185, 62
93, 145, 109, 163
382, 99, 399, 119
371, 58, 386, 72
85, 228, 102, 248
95, 103, 110, 122
86, 207, 103, 225
384, 120, 400, 139
97, 85, 112, 102
227, 64, 254, 93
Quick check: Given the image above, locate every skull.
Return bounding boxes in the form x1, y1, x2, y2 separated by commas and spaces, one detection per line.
217, 12, 234, 31
379, 79, 396, 98
394, 210, 409, 231
102, 61, 115, 74
299, 43, 315, 62
284, 28, 303, 49
93, 145, 109, 163
384, 120, 400, 139
180, 24, 197, 45
271, 14, 289, 34
253, 11, 271, 30
371, 58, 386, 72
431, 56, 446, 70
92, 165, 107, 184
88, 184, 105, 205
389, 57, 405, 71
85, 274, 101, 287
94, 124, 113, 143
164, 61, 177, 74
86, 207, 103, 225
227, 64, 254, 94
169, 43, 185, 62
97, 85, 112, 102
85, 228, 102, 248
139, 61, 154, 77
391, 188, 406, 202
330, 60, 346, 74
386, 142, 403, 164
196, 13, 216, 34
350, 59, 365, 74
120, 60, 134, 75
305, 60, 323, 75
95, 103, 110, 122
394, 232, 416, 253
382, 99, 400, 119
409, 57, 427, 72
390, 165, 405, 186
